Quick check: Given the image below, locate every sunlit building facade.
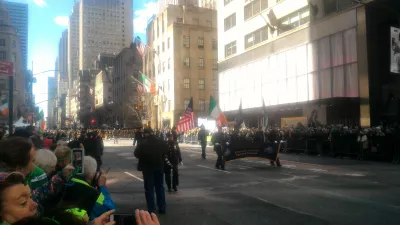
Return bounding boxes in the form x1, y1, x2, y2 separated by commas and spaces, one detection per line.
218, 0, 369, 127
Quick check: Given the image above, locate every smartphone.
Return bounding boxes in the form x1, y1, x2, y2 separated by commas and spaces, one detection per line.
110, 214, 136, 225
71, 148, 85, 175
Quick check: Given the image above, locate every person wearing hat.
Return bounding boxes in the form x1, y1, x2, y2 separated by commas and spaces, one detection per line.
134, 127, 169, 214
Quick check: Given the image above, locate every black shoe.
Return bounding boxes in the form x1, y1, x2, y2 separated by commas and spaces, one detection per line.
215, 165, 220, 169
167, 188, 172, 192
173, 187, 178, 192
158, 209, 166, 214
202, 156, 206, 159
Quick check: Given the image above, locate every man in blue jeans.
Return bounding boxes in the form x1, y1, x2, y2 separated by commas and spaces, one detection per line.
134, 127, 169, 214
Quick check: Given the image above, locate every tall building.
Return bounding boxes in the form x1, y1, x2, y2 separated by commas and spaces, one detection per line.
47, 76, 57, 129
68, 1, 80, 90
198, 0, 217, 9
56, 30, 68, 128
144, 3, 218, 128
78, 0, 133, 70
217, 0, 400, 127
112, 43, 142, 128
4, 0, 28, 69
0, 0, 27, 126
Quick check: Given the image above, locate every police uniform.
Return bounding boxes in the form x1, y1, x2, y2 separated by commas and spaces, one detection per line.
165, 140, 180, 192
211, 129, 226, 170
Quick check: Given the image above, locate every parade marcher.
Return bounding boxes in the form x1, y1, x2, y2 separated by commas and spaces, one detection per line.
164, 135, 180, 192
83, 131, 104, 171
134, 127, 168, 214
211, 126, 226, 170
265, 129, 282, 167
198, 125, 208, 159
134, 128, 143, 146
112, 128, 118, 144
170, 127, 182, 164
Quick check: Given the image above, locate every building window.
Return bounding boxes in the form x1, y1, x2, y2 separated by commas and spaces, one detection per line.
198, 37, 204, 48
184, 99, 190, 107
163, 62, 166, 72
199, 99, 206, 111
192, 17, 199, 25
212, 39, 218, 50
324, 0, 355, 15
199, 57, 204, 68
162, 42, 165, 52
198, 79, 205, 90
177, 17, 183, 23
225, 41, 236, 57
0, 39, 5, 47
224, 13, 236, 31
183, 78, 190, 89
224, 0, 233, 6
206, 20, 212, 28
183, 35, 190, 47
168, 37, 170, 49
244, 0, 268, 21
0, 51, 6, 60
212, 59, 218, 70
168, 58, 171, 69
245, 26, 268, 49
184, 57, 190, 67
278, 6, 310, 35
157, 46, 160, 54
11, 52, 16, 62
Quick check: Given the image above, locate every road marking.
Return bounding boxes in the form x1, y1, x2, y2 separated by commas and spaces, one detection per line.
182, 149, 217, 156
196, 165, 231, 174
124, 172, 143, 181
117, 153, 133, 157
125, 157, 136, 160
256, 197, 321, 218
345, 173, 365, 177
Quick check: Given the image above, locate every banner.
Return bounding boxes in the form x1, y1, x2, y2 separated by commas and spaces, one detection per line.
224, 140, 281, 162
391, 27, 400, 74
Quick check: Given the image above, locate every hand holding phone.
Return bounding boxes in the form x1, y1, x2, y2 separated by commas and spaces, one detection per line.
71, 148, 85, 175
135, 210, 160, 225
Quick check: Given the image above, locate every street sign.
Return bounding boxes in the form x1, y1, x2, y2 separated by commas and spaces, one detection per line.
0, 60, 13, 76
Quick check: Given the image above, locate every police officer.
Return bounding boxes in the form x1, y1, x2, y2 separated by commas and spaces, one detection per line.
134, 127, 168, 214
211, 126, 226, 170
165, 135, 180, 192
198, 125, 208, 159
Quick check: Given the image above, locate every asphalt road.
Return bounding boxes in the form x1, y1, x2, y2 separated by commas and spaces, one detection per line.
102, 139, 400, 225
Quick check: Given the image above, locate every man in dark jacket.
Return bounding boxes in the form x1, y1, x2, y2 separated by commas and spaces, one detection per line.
211, 126, 226, 170
134, 127, 168, 214
133, 128, 143, 146
198, 125, 208, 159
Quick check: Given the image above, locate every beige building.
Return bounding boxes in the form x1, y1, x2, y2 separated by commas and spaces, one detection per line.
144, 3, 218, 129
198, 0, 217, 9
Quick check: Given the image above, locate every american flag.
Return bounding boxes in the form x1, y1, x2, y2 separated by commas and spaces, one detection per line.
136, 37, 145, 58
176, 97, 194, 133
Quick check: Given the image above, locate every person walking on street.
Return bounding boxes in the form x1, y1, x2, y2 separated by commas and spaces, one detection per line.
198, 125, 208, 159
134, 127, 168, 214
113, 128, 119, 144
165, 135, 180, 192
211, 126, 226, 170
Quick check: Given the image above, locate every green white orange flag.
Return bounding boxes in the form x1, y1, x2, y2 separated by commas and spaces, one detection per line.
0, 98, 9, 116
141, 74, 151, 92
209, 96, 228, 126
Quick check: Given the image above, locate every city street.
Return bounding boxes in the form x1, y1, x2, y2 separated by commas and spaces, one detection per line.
102, 139, 400, 225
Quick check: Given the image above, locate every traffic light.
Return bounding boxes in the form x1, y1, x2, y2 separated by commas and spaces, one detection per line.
91, 119, 95, 124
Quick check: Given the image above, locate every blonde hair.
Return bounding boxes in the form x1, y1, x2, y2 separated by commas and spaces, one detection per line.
35, 149, 57, 175
83, 156, 97, 178
54, 146, 72, 161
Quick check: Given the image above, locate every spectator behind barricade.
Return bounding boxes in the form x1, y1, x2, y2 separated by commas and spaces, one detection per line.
0, 172, 38, 225
43, 136, 53, 150
26, 126, 43, 150
1, 137, 49, 205
48, 146, 74, 207
34, 150, 57, 178
66, 156, 115, 221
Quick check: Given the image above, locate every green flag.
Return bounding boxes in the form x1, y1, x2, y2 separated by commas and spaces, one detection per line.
141, 74, 150, 92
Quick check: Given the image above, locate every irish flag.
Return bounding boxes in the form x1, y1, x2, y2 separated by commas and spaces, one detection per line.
209, 96, 228, 126
0, 99, 8, 116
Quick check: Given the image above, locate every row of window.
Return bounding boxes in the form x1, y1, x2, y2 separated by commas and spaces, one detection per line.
0, 51, 17, 62
224, 6, 310, 58
182, 36, 218, 50
183, 57, 218, 69
183, 78, 206, 90
0, 39, 17, 48
183, 99, 207, 111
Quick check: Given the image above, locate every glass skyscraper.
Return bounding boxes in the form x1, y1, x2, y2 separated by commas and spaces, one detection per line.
4, 0, 28, 69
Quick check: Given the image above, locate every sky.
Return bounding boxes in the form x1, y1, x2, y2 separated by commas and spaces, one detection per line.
6, 0, 158, 118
